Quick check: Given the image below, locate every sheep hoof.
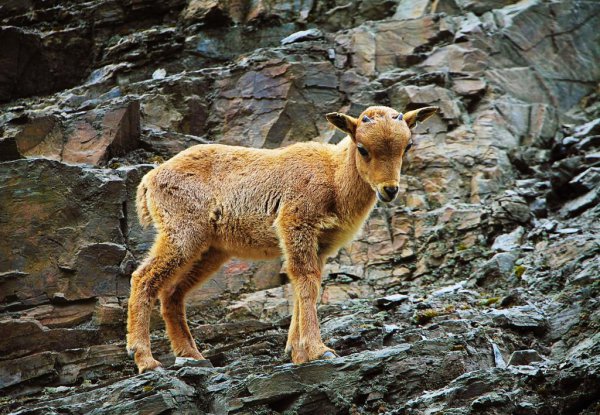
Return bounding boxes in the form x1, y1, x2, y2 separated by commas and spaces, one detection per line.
321, 351, 338, 360
138, 358, 163, 374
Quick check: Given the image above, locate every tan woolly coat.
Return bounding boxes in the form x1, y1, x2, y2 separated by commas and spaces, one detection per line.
137, 137, 375, 261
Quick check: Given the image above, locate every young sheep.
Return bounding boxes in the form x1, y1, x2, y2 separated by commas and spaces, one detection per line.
127, 105, 438, 373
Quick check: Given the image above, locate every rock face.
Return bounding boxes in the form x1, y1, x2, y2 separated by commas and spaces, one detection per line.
1, 0, 599, 414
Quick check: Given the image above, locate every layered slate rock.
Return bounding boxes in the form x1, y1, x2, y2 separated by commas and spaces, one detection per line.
0, 27, 93, 102
0, 0, 599, 414
0, 159, 130, 307
3, 101, 141, 165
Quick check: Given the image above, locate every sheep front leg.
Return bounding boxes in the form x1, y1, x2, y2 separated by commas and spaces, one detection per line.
279, 221, 337, 363
285, 289, 300, 356
295, 272, 335, 363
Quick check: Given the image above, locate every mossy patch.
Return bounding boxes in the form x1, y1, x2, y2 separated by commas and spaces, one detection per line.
413, 309, 441, 325
478, 297, 500, 307
514, 265, 526, 278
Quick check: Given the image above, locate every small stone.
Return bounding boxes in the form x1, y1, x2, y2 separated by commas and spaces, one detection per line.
94, 297, 125, 326
383, 324, 400, 334
491, 227, 525, 252
539, 219, 558, 232
477, 252, 517, 282
431, 280, 466, 297
374, 294, 409, 309
45, 386, 74, 394
173, 357, 214, 369
152, 68, 167, 80
491, 342, 506, 368
555, 228, 579, 235
393, 0, 430, 20
562, 135, 579, 146
575, 135, 600, 152
569, 266, 598, 286
281, 29, 323, 45
585, 152, 600, 164
452, 78, 486, 96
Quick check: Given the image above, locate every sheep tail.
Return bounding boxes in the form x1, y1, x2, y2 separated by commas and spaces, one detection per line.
136, 174, 153, 228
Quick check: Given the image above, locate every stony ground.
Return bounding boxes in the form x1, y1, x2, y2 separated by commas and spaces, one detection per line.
0, 0, 599, 414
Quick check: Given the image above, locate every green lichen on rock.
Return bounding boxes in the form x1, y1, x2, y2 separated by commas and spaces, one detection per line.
478, 297, 501, 307
514, 265, 527, 278
413, 309, 441, 325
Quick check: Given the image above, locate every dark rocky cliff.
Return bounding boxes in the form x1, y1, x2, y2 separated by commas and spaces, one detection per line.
0, 0, 599, 413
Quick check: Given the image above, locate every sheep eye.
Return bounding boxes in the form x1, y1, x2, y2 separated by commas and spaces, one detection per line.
395, 113, 403, 120
357, 144, 369, 157
405, 141, 413, 151
362, 115, 373, 123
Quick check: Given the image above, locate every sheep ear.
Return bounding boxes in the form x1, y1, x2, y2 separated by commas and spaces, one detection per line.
326, 112, 358, 138
403, 106, 439, 128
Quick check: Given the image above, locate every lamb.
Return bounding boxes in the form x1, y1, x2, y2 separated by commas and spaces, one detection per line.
126, 105, 438, 373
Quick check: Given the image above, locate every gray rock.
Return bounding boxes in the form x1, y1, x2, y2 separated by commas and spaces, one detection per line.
6, 370, 200, 415
491, 227, 525, 252
374, 293, 409, 309
560, 188, 600, 218
488, 306, 547, 333
574, 134, 600, 152
555, 227, 580, 235
570, 167, 600, 192
573, 118, 600, 137
585, 151, 600, 164
0, 159, 133, 308
152, 68, 167, 80
507, 349, 543, 366
173, 357, 214, 369
490, 194, 531, 225
485, 252, 517, 277
0, 0, 599, 413
0, 26, 92, 102
281, 29, 323, 45
491, 342, 506, 368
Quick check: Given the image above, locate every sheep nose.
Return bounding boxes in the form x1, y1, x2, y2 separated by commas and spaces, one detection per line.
383, 185, 398, 199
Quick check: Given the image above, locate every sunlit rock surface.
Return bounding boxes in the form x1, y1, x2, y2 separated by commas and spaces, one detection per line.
0, 0, 599, 413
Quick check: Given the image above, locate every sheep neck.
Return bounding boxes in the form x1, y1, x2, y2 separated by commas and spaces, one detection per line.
334, 137, 376, 221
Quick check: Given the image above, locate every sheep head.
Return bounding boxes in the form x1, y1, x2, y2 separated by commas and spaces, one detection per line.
326, 105, 438, 203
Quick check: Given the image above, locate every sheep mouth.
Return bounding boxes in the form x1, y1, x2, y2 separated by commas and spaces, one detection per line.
376, 191, 395, 203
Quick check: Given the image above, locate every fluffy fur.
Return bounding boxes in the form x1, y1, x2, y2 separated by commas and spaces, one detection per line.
126, 105, 438, 373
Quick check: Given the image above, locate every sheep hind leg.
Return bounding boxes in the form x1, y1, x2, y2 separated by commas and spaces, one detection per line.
126, 235, 197, 374
160, 248, 229, 361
